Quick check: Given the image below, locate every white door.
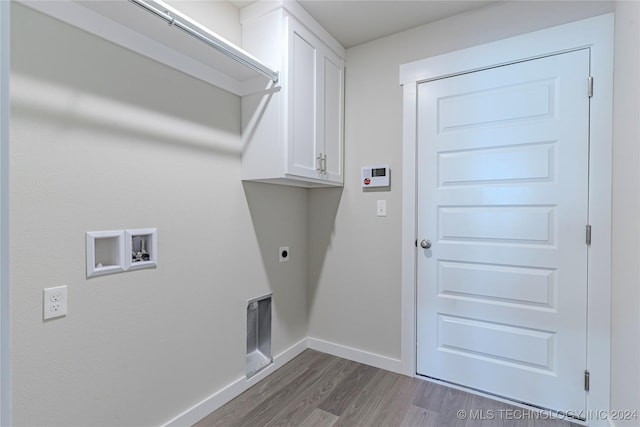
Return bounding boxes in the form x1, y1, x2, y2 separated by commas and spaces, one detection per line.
416, 49, 590, 413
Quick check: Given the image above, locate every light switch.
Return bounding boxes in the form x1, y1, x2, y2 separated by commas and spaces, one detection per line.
377, 200, 387, 217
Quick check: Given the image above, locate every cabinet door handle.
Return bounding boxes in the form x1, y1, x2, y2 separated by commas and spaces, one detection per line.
317, 153, 327, 174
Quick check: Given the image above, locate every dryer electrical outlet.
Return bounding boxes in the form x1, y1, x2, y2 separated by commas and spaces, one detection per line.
279, 246, 290, 262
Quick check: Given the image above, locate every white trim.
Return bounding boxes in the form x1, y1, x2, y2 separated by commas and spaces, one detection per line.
240, 0, 345, 59
400, 81, 418, 377
85, 230, 125, 278
164, 336, 407, 425
400, 13, 614, 426
0, 1, 10, 425
307, 337, 404, 374
400, 14, 613, 85
163, 338, 308, 427
583, 16, 614, 424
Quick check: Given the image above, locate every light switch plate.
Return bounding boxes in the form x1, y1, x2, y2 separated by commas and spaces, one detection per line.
377, 200, 387, 217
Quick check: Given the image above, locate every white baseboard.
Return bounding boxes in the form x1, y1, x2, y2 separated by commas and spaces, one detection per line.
163, 338, 308, 427
164, 337, 404, 426
164, 335, 619, 427
307, 337, 404, 374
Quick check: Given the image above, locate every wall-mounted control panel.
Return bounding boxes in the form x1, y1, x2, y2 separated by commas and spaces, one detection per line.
361, 165, 390, 188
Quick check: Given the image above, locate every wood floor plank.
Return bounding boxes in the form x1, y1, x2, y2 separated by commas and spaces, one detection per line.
193, 350, 587, 427
332, 368, 400, 427
298, 408, 339, 427
316, 362, 378, 416
413, 379, 448, 413
264, 357, 359, 427
231, 357, 344, 427
468, 393, 513, 427
438, 385, 475, 427
366, 374, 424, 426
399, 404, 439, 427
201, 368, 318, 427
194, 350, 333, 426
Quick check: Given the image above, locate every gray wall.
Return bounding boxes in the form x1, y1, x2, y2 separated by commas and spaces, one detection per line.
10, 4, 308, 426
308, 0, 639, 420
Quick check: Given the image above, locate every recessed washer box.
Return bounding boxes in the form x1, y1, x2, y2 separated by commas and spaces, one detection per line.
86, 230, 125, 278
125, 228, 157, 271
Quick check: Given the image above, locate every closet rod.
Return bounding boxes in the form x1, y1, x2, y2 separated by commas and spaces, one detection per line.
129, 0, 279, 83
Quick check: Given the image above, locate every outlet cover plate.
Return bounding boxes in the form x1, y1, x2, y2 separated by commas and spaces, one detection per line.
44, 285, 67, 320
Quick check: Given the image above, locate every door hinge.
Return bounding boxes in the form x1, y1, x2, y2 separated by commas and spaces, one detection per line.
584, 369, 590, 391
588, 76, 594, 98
586, 225, 592, 245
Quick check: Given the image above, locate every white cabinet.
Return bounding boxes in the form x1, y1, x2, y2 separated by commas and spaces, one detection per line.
241, 1, 345, 187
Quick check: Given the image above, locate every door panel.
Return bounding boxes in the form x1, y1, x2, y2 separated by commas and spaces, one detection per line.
438, 261, 555, 307
416, 50, 590, 413
437, 315, 555, 370
438, 142, 554, 185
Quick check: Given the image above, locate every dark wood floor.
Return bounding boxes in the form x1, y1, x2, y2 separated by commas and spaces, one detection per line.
194, 350, 580, 427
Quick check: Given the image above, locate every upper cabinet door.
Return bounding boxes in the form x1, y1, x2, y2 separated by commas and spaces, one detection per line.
321, 47, 344, 184
286, 18, 344, 184
287, 19, 321, 180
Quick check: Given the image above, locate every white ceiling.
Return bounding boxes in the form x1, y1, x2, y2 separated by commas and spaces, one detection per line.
232, 1, 498, 48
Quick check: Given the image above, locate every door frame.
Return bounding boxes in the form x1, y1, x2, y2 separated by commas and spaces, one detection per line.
400, 13, 614, 421
0, 1, 9, 425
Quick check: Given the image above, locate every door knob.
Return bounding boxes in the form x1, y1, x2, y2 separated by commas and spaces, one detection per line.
420, 239, 431, 249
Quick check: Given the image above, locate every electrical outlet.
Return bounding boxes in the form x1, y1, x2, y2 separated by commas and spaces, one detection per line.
43, 285, 67, 320
279, 246, 290, 263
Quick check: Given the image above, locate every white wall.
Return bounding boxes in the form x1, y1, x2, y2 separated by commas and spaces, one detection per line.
0, 1, 9, 426
165, 0, 242, 46
308, 0, 639, 416
611, 0, 640, 423
10, 3, 308, 426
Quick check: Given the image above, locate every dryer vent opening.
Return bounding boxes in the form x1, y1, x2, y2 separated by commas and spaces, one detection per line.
246, 295, 272, 378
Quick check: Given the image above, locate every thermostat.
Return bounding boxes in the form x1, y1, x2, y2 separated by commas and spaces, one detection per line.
361, 165, 390, 188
